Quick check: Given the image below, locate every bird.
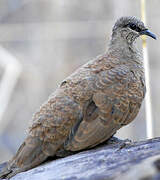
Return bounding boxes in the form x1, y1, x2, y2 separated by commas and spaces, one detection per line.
0, 16, 156, 179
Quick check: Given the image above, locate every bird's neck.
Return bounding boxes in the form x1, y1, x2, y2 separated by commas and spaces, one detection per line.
108, 37, 143, 65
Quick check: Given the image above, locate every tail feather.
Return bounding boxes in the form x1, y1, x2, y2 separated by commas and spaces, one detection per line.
0, 136, 49, 179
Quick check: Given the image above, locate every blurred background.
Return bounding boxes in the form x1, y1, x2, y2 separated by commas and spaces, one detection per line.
0, 0, 159, 163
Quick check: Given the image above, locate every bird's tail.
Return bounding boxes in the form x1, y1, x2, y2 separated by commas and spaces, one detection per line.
0, 136, 48, 179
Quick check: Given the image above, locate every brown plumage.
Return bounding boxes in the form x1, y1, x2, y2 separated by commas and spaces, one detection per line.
0, 16, 156, 179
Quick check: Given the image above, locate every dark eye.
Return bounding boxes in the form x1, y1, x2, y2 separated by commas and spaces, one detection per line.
129, 23, 136, 30
128, 23, 141, 32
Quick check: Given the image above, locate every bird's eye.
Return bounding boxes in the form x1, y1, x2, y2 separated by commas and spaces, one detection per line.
128, 23, 141, 32
129, 23, 136, 30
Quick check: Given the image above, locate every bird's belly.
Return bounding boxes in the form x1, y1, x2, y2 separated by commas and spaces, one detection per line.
63, 116, 121, 151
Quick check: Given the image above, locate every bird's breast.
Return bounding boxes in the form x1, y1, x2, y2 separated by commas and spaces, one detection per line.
127, 68, 146, 102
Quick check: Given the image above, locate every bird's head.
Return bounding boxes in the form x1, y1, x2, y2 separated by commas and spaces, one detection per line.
111, 16, 156, 45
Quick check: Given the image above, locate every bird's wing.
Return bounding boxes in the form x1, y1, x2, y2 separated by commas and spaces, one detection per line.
64, 65, 144, 151
0, 91, 82, 179
29, 91, 83, 155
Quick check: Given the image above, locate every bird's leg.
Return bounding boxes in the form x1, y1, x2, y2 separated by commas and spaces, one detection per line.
103, 136, 133, 150
106, 136, 125, 145
115, 138, 133, 151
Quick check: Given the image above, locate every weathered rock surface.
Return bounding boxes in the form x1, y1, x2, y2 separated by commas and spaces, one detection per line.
1, 137, 160, 180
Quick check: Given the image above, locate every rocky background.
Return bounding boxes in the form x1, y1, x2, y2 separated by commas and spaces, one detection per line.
1, 137, 160, 180
0, 0, 159, 163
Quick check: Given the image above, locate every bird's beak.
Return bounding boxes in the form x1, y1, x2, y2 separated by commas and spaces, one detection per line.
140, 29, 157, 40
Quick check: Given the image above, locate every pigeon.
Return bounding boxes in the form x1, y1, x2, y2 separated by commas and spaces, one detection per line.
0, 16, 156, 179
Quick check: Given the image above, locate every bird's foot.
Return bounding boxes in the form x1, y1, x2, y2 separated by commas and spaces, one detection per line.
104, 136, 133, 151
116, 139, 133, 151
106, 136, 125, 145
